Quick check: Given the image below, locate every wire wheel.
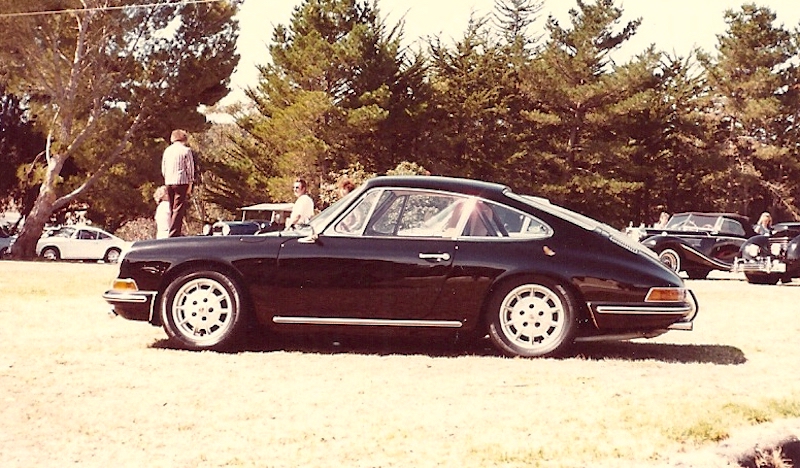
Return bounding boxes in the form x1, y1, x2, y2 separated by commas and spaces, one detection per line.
658, 248, 681, 273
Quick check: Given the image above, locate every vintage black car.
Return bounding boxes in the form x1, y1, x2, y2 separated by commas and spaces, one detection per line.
203, 202, 293, 236
103, 176, 698, 358
733, 222, 800, 284
633, 212, 756, 279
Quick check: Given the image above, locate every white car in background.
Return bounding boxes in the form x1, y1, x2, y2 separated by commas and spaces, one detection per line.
0, 225, 14, 259
37, 225, 130, 263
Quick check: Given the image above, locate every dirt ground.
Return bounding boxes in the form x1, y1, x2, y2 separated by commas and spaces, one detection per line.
1, 261, 799, 468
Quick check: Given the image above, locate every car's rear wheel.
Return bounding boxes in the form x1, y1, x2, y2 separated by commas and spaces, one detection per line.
744, 272, 781, 285
161, 269, 246, 351
658, 248, 681, 273
41, 247, 60, 261
103, 248, 121, 263
487, 277, 578, 358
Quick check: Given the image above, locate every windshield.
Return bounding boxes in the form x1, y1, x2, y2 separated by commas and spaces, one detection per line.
308, 185, 365, 232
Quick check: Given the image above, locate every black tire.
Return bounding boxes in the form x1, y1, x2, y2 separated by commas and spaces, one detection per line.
658, 248, 681, 273
41, 247, 60, 261
160, 269, 246, 351
685, 268, 711, 280
487, 277, 578, 358
745, 272, 780, 285
0, 247, 7, 260
103, 248, 121, 263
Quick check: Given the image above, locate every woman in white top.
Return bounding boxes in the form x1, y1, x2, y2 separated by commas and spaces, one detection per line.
286, 177, 315, 229
154, 185, 172, 239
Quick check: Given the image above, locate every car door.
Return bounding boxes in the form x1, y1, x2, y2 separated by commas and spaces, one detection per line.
72, 228, 102, 260
272, 189, 463, 324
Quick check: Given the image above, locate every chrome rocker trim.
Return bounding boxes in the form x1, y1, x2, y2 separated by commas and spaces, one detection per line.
273, 316, 463, 328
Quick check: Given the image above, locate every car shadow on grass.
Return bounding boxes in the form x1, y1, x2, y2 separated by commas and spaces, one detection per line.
151, 334, 746, 364
571, 341, 746, 365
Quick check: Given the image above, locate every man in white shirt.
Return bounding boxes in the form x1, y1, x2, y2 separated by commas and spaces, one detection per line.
286, 177, 315, 229
161, 129, 195, 237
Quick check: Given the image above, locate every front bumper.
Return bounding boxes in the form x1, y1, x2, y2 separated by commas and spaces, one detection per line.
103, 288, 157, 322
732, 257, 787, 274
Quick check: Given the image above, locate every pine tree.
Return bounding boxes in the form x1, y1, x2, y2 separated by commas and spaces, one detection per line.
234, 0, 429, 203
698, 4, 798, 219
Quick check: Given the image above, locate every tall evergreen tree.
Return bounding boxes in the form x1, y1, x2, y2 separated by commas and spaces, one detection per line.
519, 0, 652, 224
698, 3, 798, 219
235, 0, 429, 203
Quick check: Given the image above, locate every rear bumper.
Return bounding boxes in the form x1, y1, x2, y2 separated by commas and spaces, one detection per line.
588, 290, 698, 331
103, 290, 156, 322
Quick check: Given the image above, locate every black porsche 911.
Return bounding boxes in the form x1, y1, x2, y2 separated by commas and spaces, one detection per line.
103, 176, 698, 358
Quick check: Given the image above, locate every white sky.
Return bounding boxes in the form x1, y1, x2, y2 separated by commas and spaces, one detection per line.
222, 0, 800, 105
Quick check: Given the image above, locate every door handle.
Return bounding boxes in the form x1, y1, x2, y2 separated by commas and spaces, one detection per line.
419, 252, 451, 262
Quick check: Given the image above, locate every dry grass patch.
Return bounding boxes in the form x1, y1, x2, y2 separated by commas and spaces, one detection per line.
1, 262, 799, 467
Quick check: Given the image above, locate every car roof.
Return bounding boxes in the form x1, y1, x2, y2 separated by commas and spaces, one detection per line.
364, 176, 509, 199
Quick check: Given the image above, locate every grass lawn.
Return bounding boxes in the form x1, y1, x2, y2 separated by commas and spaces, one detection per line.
0, 261, 798, 467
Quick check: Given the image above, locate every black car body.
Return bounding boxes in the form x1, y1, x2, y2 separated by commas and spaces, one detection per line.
103, 176, 698, 358
633, 212, 755, 279
733, 222, 800, 284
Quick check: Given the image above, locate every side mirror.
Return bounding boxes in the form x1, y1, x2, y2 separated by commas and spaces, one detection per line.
298, 225, 318, 244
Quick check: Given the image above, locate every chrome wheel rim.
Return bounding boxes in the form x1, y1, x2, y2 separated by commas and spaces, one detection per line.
170, 278, 234, 344
499, 284, 566, 352
659, 249, 680, 272
105, 250, 120, 263
42, 249, 57, 260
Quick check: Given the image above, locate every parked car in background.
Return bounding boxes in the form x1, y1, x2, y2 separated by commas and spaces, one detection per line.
633, 212, 755, 279
203, 202, 294, 236
0, 225, 14, 259
733, 222, 800, 284
104, 176, 697, 358
37, 225, 130, 263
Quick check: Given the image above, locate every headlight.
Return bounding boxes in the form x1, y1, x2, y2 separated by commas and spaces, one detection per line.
770, 243, 783, 256
744, 244, 761, 257
221, 224, 231, 235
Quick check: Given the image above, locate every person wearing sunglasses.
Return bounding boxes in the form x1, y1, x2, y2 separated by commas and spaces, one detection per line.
286, 177, 315, 229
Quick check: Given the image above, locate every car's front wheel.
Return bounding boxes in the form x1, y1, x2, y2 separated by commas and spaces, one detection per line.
161, 269, 247, 351
41, 247, 60, 261
487, 277, 578, 358
658, 248, 681, 273
103, 248, 121, 263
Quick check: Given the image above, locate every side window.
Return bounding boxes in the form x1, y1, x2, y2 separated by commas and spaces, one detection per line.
470, 201, 552, 239
78, 230, 96, 240
364, 190, 466, 237
98, 232, 111, 240
720, 219, 745, 236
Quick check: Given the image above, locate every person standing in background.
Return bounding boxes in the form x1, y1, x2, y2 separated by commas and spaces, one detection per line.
754, 212, 773, 235
153, 185, 171, 239
161, 129, 195, 237
285, 177, 315, 229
